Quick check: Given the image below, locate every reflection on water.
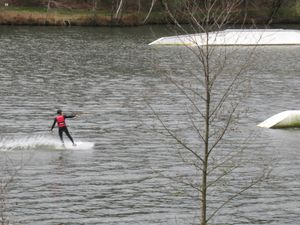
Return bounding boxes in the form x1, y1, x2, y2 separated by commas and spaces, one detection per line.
0, 26, 299, 224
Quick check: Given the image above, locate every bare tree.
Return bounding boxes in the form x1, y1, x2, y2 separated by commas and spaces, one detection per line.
143, 0, 156, 24
91, 0, 100, 24
267, 0, 285, 24
92, 0, 98, 12
0, 172, 14, 225
111, 0, 125, 23
149, 0, 270, 224
47, 0, 52, 11
0, 154, 24, 225
137, 0, 141, 14
115, 0, 124, 18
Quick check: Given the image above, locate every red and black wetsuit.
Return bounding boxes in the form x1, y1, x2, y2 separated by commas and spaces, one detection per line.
51, 114, 75, 144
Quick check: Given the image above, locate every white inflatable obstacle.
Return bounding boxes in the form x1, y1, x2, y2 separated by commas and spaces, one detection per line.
258, 111, 300, 128
149, 29, 300, 46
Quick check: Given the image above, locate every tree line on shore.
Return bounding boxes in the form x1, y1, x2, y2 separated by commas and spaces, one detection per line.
3, 0, 289, 11
0, 0, 298, 25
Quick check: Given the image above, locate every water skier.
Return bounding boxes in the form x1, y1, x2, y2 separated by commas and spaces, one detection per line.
50, 109, 76, 146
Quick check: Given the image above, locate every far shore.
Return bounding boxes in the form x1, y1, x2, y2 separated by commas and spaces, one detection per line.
0, 6, 299, 27
0, 7, 167, 26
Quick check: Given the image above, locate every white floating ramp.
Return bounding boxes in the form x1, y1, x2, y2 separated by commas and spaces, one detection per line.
258, 111, 300, 128
149, 29, 300, 46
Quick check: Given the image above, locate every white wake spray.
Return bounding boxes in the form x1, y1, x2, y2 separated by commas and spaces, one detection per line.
0, 135, 94, 151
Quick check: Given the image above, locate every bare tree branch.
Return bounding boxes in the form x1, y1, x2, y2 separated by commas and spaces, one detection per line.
207, 170, 270, 222
147, 102, 205, 164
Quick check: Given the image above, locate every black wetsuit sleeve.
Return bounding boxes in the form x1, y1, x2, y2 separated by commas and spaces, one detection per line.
50, 118, 56, 130
64, 114, 76, 119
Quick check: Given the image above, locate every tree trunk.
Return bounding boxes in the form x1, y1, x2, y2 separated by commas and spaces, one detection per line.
137, 0, 141, 14
143, 0, 156, 24
47, 0, 51, 11
91, 0, 99, 25
115, 0, 124, 20
267, 0, 284, 24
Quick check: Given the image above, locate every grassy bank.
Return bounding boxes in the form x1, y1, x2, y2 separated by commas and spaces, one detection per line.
0, 7, 169, 26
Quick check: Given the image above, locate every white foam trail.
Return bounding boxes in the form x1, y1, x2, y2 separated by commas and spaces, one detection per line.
64, 141, 95, 150
0, 135, 94, 151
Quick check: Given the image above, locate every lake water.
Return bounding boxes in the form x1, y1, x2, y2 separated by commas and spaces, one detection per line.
0, 25, 299, 225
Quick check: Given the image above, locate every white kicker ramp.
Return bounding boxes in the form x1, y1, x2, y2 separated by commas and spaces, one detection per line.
149, 29, 300, 46
258, 110, 300, 128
